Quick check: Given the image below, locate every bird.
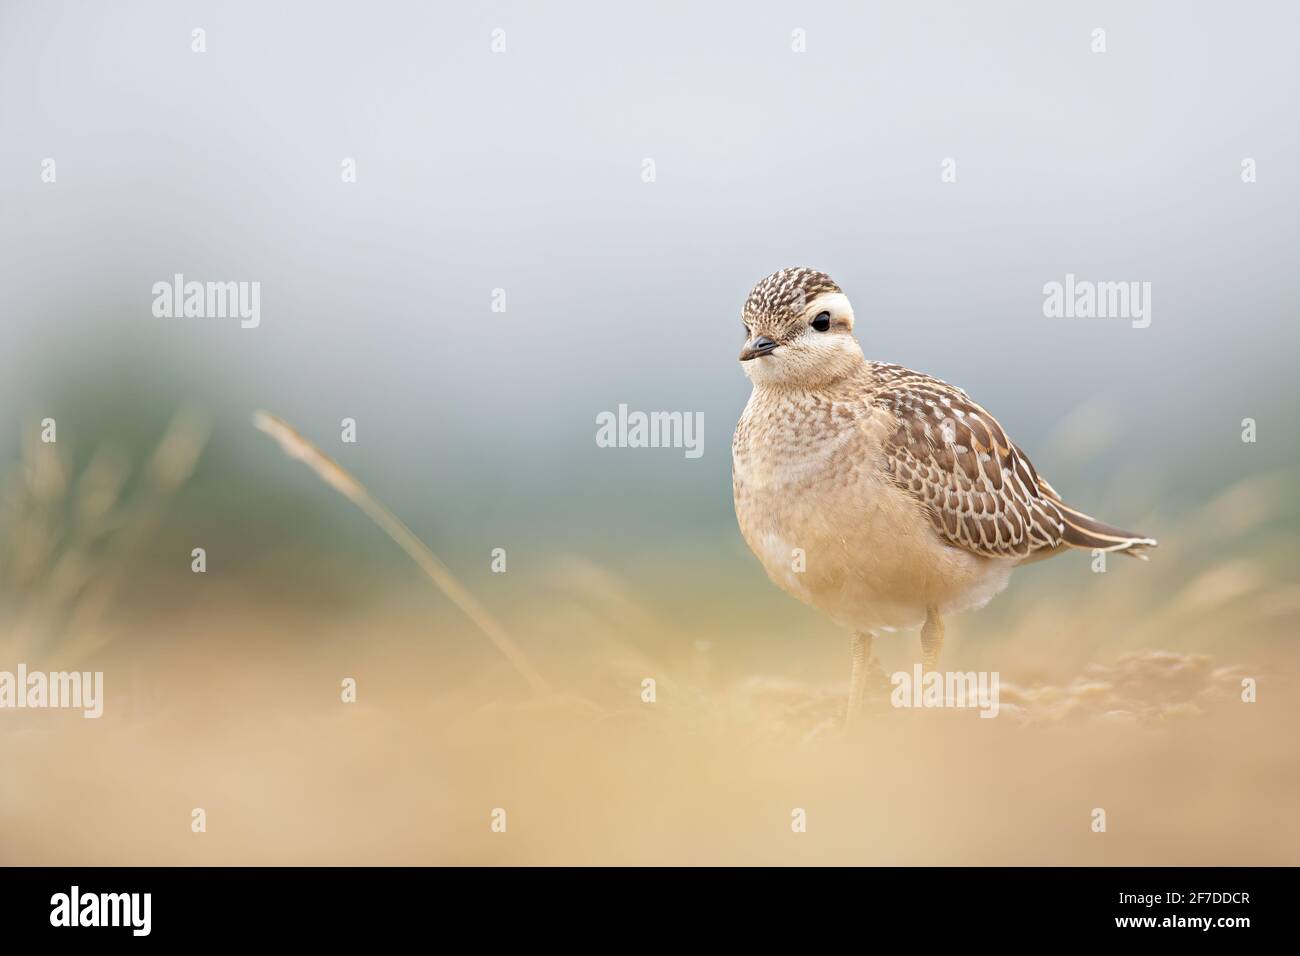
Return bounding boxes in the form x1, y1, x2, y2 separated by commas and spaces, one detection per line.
730, 267, 1156, 721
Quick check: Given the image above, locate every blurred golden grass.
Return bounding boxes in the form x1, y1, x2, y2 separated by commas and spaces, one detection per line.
2, 410, 1298, 864
5, 607, 1295, 865
1, 411, 208, 667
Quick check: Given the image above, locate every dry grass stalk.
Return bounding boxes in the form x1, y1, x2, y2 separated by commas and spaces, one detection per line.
252, 410, 550, 695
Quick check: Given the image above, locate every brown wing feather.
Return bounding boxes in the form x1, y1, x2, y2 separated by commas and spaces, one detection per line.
872, 364, 1068, 559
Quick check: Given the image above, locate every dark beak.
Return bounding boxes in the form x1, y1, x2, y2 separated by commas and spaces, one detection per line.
739, 336, 777, 362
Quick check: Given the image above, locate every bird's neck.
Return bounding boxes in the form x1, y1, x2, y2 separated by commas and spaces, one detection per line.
751, 352, 871, 400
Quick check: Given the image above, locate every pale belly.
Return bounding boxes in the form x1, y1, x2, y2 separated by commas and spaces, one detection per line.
733, 425, 1014, 633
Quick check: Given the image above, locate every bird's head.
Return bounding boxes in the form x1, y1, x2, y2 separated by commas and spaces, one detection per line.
738, 267, 863, 387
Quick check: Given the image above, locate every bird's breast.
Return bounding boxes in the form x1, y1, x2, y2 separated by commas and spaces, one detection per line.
732, 392, 888, 574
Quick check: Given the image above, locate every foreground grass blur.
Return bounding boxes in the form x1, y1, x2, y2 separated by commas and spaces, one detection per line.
1, 413, 1297, 864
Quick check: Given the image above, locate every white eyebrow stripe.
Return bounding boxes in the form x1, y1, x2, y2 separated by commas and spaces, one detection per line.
800, 291, 854, 327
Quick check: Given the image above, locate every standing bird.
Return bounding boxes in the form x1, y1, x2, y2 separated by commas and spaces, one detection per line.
731, 267, 1156, 720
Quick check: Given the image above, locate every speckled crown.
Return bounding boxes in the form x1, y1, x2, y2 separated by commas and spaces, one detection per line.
743, 267, 841, 322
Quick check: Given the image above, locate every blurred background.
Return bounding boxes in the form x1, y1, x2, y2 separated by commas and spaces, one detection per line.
1, 0, 1297, 864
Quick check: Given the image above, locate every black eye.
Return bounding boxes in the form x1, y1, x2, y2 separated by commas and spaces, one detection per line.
811, 312, 831, 332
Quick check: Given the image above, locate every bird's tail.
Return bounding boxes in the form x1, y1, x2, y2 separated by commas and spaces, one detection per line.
1039, 479, 1158, 560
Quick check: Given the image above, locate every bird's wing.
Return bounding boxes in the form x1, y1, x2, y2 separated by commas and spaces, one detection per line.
871, 364, 1068, 559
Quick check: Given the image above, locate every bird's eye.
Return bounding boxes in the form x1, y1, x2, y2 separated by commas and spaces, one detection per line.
811, 312, 831, 332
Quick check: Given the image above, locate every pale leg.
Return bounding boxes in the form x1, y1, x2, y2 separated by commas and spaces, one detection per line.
846, 630, 874, 723
920, 605, 944, 671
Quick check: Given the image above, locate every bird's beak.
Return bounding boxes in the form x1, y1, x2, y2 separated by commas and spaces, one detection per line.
739, 336, 777, 362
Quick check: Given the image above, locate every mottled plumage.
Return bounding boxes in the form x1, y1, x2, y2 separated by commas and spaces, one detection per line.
873, 363, 1154, 560
743, 267, 842, 326
731, 267, 1156, 717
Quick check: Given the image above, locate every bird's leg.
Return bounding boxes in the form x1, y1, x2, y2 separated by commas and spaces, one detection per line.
845, 631, 874, 723
920, 605, 944, 672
